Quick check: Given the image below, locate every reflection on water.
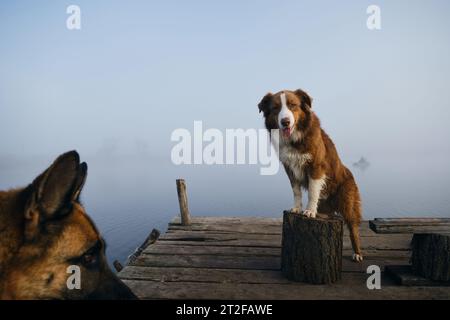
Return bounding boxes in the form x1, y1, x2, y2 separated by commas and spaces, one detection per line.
1, 154, 449, 265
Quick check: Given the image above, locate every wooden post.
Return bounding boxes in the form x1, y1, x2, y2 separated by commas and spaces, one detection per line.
126, 228, 161, 266
411, 233, 450, 282
281, 211, 343, 284
113, 260, 123, 272
176, 179, 191, 226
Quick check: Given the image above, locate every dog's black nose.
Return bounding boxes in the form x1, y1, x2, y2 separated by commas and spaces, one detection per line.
281, 118, 290, 127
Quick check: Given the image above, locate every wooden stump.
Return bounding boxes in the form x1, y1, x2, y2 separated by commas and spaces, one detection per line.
281, 211, 343, 284
411, 233, 450, 282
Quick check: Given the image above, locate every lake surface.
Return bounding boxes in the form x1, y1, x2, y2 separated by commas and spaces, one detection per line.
1, 154, 449, 265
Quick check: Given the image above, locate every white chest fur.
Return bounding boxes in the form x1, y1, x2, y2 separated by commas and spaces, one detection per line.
278, 141, 312, 182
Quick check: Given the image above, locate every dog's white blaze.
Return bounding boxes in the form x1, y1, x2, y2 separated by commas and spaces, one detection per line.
306, 176, 327, 214
278, 93, 295, 129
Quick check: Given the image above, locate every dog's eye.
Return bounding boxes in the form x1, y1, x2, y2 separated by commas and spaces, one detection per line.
82, 253, 97, 266
78, 240, 102, 267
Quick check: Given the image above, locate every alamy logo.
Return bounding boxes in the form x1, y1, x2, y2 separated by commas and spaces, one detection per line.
171, 121, 280, 175
66, 265, 81, 290
367, 5, 381, 30
366, 265, 381, 290
66, 5, 81, 30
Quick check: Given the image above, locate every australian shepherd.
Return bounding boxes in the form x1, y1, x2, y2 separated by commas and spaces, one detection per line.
258, 89, 363, 262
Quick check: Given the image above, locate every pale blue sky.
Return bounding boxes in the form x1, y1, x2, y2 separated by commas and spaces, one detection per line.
1, 0, 450, 160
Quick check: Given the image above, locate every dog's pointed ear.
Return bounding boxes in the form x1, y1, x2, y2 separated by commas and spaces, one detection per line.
258, 92, 273, 117
72, 162, 88, 201
294, 89, 313, 109
24, 151, 83, 241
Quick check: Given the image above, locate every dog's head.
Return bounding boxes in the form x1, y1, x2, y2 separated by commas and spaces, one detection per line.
258, 89, 313, 140
2, 151, 137, 300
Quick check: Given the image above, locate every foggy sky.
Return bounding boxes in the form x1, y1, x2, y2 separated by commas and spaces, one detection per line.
1, 0, 450, 161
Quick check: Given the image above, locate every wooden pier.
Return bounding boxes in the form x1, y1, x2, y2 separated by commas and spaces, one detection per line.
117, 180, 450, 300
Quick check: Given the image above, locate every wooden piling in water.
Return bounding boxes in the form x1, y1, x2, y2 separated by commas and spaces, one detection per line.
176, 179, 191, 226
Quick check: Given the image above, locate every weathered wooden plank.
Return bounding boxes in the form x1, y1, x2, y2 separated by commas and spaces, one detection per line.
167, 224, 283, 235
343, 249, 411, 259
131, 254, 280, 270
370, 218, 450, 234
158, 231, 281, 247
143, 244, 281, 256
119, 264, 404, 284
170, 218, 373, 234
155, 238, 410, 251
157, 239, 280, 248
143, 244, 410, 259
154, 239, 411, 250
160, 231, 281, 241
119, 266, 292, 284
341, 256, 409, 273
171, 216, 283, 225
122, 276, 450, 300
130, 253, 408, 273
385, 265, 450, 287
157, 230, 412, 250
348, 235, 411, 250
374, 218, 450, 224
168, 223, 374, 236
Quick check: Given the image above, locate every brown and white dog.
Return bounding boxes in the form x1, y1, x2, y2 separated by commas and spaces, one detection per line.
258, 89, 363, 262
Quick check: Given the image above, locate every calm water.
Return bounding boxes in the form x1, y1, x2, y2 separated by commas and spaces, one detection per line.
1, 154, 449, 265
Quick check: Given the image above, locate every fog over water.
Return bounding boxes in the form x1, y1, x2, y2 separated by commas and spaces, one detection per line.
1, 1, 450, 263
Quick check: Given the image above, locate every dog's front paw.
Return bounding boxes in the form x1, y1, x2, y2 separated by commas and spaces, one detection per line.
352, 253, 363, 262
302, 209, 317, 218
288, 207, 301, 214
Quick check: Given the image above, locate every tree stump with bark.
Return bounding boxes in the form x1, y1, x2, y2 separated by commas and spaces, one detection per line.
281, 211, 343, 284
411, 233, 450, 282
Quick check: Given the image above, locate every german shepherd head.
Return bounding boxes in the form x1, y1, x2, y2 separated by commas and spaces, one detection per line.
0, 151, 137, 300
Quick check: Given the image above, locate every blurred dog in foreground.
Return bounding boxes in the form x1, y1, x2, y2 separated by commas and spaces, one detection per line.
0, 151, 137, 299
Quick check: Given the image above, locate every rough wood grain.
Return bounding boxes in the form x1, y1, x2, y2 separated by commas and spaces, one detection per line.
176, 179, 191, 226
411, 233, 450, 281
157, 230, 412, 250
122, 277, 450, 300
143, 243, 410, 260
170, 216, 283, 225
131, 254, 280, 270
117, 215, 450, 299
143, 244, 281, 256
370, 218, 450, 234
385, 265, 450, 287
127, 254, 407, 273
160, 230, 280, 241
281, 212, 343, 284
168, 222, 374, 236
119, 266, 292, 284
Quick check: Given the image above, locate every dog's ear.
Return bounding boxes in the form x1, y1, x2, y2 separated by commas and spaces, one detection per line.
72, 162, 88, 201
258, 93, 273, 117
24, 151, 84, 241
294, 89, 313, 110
